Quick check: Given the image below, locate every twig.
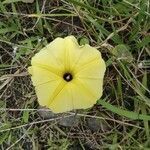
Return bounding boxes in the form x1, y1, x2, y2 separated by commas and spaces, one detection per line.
0, 72, 28, 81
6, 125, 32, 150
0, 114, 73, 133
100, 17, 134, 46
0, 108, 143, 129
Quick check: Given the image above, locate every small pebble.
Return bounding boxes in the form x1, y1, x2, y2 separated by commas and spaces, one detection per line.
58, 115, 79, 127
86, 115, 110, 132
38, 106, 56, 119
38, 106, 80, 127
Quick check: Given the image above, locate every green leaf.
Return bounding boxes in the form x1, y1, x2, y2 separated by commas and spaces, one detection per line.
3, 0, 34, 3
79, 37, 89, 45
112, 44, 133, 62
0, 131, 9, 144
36, 0, 43, 35
98, 99, 150, 121
137, 36, 150, 48
22, 111, 29, 123
0, 123, 11, 144
3, 0, 21, 4
141, 103, 149, 138
141, 72, 148, 94
0, 27, 17, 34
0, 123, 11, 130
113, 0, 134, 14
22, 0, 34, 3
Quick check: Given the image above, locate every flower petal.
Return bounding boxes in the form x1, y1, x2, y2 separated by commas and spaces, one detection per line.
71, 81, 97, 109
29, 66, 61, 86
67, 44, 102, 74
49, 80, 98, 113
44, 36, 79, 71
32, 37, 77, 76
74, 56, 106, 99
75, 58, 106, 79
63, 36, 79, 71
49, 84, 74, 113
35, 80, 62, 106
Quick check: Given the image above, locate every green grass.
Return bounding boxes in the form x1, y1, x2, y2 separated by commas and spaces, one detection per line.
0, 0, 150, 149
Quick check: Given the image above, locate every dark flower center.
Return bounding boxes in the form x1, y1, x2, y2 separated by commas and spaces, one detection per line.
63, 73, 73, 82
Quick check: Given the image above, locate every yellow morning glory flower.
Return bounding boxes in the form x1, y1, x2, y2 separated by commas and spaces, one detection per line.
28, 36, 106, 113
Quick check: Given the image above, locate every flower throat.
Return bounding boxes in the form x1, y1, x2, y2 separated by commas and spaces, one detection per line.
63, 73, 73, 82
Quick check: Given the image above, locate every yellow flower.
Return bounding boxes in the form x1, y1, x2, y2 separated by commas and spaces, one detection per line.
28, 36, 106, 113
